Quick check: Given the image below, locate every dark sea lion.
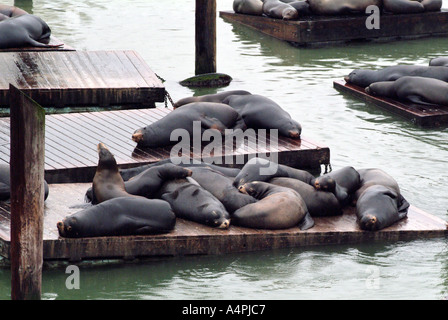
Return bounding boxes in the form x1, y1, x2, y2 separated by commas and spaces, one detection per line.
354, 168, 402, 200
92, 143, 140, 204
356, 185, 409, 231
366, 76, 448, 106
223, 94, 302, 139
233, 0, 264, 15
233, 157, 315, 188
344, 65, 448, 88
124, 163, 193, 198
421, 0, 443, 11
173, 90, 252, 109
429, 57, 448, 67
270, 177, 342, 217
307, 0, 382, 15
132, 102, 243, 148
119, 158, 241, 181
188, 166, 257, 213
0, 14, 62, 49
262, 0, 299, 20
234, 181, 314, 230
312, 166, 360, 206
57, 197, 176, 238
383, 0, 424, 14
159, 179, 231, 229
0, 163, 49, 201
285, 0, 311, 15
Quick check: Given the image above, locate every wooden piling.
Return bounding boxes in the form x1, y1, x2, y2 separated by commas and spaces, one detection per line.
195, 0, 216, 75
9, 84, 45, 300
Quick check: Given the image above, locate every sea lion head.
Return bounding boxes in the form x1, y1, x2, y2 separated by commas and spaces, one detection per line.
57, 217, 79, 238
313, 176, 336, 192
97, 142, 117, 168
282, 7, 298, 20
132, 128, 145, 144
344, 69, 375, 88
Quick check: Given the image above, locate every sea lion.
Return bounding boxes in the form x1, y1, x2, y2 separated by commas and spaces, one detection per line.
118, 158, 241, 181
307, 0, 382, 15
188, 166, 257, 213
0, 14, 62, 49
132, 102, 243, 148
92, 143, 140, 204
262, 0, 299, 20
421, 0, 443, 11
233, 157, 315, 188
366, 76, 448, 106
344, 65, 448, 88
234, 181, 314, 230
270, 177, 342, 217
429, 57, 448, 67
284, 0, 312, 15
0, 163, 49, 201
158, 179, 231, 229
354, 168, 402, 200
173, 90, 252, 109
233, 0, 264, 16
356, 185, 409, 231
383, 0, 424, 14
223, 94, 302, 139
57, 197, 176, 238
312, 166, 360, 206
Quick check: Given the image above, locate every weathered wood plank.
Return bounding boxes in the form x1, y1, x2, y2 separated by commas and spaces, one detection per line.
0, 50, 165, 108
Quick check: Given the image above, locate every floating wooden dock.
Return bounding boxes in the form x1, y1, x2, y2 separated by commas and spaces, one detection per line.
0, 182, 446, 262
0, 107, 330, 183
333, 80, 448, 127
0, 50, 165, 109
220, 10, 448, 47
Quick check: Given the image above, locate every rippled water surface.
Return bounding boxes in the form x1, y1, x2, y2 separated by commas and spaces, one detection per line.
1, 0, 448, 299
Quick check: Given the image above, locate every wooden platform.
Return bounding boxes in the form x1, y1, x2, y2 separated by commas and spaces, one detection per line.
333, 80, 448, 127
0, 182, 446, 262
0, 107, 330, 183
0, 50, 165, 109
220, 10, 448, 47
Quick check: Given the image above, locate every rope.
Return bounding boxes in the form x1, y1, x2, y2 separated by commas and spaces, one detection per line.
155, 73, 174, 108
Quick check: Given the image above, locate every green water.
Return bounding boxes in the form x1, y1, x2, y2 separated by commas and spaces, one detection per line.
1, 0, 447, 299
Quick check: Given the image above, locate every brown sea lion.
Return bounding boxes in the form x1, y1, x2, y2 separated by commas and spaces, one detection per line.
234, 181, 314, 230
233, 0, 264, 15
92, 143, 140, 204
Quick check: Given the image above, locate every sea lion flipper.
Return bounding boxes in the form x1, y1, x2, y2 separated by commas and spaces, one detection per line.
406, 95, 438, 106
298, 212, 315, 230
26, 37, 64, 48
200, 116, 226, 132
397, 194, 410, 219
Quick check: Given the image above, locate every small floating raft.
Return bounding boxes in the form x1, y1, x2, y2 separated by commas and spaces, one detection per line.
333, 80, 448, 127
0, 182, 446, 262
0, 107, 330, 183
220, 10, 448, 47
0, 50, 165, 109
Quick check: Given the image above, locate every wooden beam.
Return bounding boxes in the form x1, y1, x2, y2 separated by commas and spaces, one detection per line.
195, 0, 216, 75
9, 84, 45, 300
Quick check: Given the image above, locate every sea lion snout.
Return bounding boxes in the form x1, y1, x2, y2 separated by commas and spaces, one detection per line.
217, 219, 230, 229
344, 76, 350, 82
359, 214, 379, 231
288, 130, 300, 139
132, 130, 144, 143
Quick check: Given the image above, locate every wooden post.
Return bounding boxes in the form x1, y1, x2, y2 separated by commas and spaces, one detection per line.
9, 84, 45, 300
195, 0, 216, 75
